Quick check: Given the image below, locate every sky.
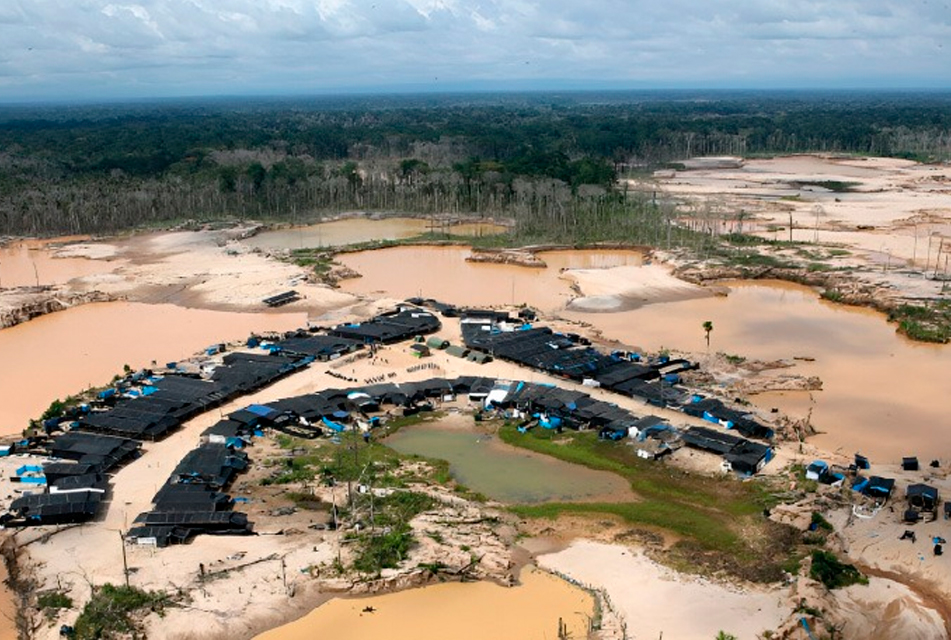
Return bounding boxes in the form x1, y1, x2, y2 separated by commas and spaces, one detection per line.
1, 0, 950, 102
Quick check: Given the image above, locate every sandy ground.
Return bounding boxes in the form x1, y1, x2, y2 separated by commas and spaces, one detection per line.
539, 539, 790, 640
563, 262, 716, 311
53, 227, 358, 315
645, 154, 951, 301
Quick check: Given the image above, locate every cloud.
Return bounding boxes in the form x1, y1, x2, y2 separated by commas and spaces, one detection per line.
0, 0, 949, 101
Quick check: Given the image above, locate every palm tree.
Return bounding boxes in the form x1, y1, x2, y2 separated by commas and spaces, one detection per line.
702, 320, 713, 349
715, 632, 737, 640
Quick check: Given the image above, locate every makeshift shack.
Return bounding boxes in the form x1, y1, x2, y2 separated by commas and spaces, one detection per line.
907, 483, 939, 512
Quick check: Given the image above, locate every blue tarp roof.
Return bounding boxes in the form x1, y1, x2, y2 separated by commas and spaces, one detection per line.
245, 404, 277, 418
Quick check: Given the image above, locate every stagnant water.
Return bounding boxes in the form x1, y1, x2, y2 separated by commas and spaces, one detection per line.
0, 302, 306, 435
245, 217, 508, 251
386, 422, 632, 504
338, 246, 643, 311
254, 567, 593, 640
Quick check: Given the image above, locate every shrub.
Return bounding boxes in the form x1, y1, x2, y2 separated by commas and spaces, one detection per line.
809, 550, 867, 589
73, 584, 170, 640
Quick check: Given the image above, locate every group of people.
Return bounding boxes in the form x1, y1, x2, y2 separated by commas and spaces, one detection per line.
363, 372, 398, 384
406, 361, 440, 373
326, 370, 358, 383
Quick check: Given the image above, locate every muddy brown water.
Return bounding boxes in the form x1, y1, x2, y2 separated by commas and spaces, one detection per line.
341, 245, 951, 460
0, 239, 115, 288
254, 567, 593, 640
245, 217, 508, 251
0, 301, 306, 435
563, 280, 951, 461
337, 245, 643, 311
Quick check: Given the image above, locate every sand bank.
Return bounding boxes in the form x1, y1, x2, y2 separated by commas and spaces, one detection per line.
538, 539, 791, 640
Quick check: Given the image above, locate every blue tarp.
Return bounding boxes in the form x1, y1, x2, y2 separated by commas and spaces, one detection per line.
246, 404, 277, 418
322, 417, 346, 433
539, 416, 562, 430
141, 386, 158, 396
16, 465, 42, 476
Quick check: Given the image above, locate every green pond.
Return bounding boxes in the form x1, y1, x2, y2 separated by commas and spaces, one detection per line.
386, 425, 631, 504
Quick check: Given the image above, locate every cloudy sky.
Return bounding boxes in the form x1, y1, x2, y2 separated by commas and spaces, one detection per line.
2, 0, 950, 101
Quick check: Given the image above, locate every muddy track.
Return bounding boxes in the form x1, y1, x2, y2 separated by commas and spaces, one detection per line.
856, 562, 951, 638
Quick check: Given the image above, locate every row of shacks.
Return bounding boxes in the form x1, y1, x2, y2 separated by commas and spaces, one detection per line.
0, 307, 443, 532
459, 310, 775, 439
128, 370, 775, 547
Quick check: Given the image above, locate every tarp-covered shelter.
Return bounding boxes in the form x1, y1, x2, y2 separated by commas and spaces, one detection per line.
863, 476, 895, 499
907, 483, 939, 511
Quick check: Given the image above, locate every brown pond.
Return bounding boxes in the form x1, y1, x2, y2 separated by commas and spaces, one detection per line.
0, 239, 116, 288
0, 302, 306, 435
255, 567, 593, 640
245, 217, 508, 251
563, 280, 951, 461
337, 245, 643, 310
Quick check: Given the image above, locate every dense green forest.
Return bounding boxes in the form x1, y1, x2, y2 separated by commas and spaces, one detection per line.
1, 90, 950, 237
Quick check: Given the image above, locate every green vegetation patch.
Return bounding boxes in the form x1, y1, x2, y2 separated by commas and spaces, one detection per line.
349, 491, 436, 576
809, 550, 867, 589
37, 590, 73, 618
500, 426, 797, 582
351, 525, 416, 575
794, 180, 860, 193
73, 584, 171, 640
889, 301, 951, 343
264, 415, 452, 489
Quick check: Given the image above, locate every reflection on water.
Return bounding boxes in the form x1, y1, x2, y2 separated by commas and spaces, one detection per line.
564, 281, 951, 461
0, 240, 115, 288
338, 246, 642, 311
0, 302, 305, 435
386, 424, 631, 503
246, 218, 508, 251
255, 567, 592, 640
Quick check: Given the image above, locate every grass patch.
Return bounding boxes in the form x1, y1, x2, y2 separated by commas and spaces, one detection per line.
713, 249, 795, 270
820, 289, 843, 303
37, 590, 73, 618
500, 426, 797, 582
73, 584, 170, 640
794, 180, 860, 193
889, 302, 951, 343
349, 491, 436, 576
284, 491, 326, 510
